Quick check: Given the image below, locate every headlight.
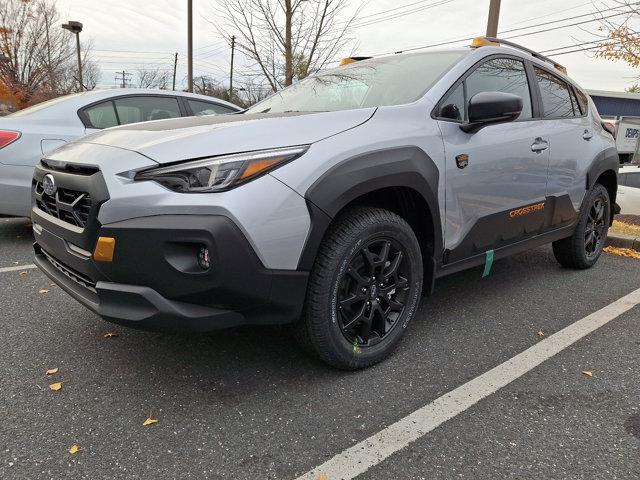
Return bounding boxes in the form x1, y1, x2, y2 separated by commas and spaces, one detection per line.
134, 145, 308, 193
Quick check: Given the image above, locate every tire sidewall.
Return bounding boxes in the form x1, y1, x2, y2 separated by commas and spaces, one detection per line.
322, 220, 423, 367
576, 184, 610, 266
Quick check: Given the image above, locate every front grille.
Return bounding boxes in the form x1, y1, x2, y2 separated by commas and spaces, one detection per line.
41, 249, 97, 293
34, 181, 93, 228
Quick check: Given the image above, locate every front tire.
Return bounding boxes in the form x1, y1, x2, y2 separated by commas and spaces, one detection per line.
553, 183, 611, 269
295, 207, 423, 370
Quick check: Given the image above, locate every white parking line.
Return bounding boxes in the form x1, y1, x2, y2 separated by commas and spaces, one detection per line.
0, 264, 37, 274
295, 286, 640, 480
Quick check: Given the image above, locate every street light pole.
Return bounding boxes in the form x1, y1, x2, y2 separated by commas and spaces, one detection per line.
62, 21, 84, 91
187, 0, 193, 92
75, 32, 83, 90
486, 0, 501, 38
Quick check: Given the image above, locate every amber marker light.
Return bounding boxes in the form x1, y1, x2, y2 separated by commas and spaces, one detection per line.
94, 237, 116, 262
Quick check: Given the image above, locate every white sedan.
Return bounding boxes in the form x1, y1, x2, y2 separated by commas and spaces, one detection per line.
0, 89, 241, 217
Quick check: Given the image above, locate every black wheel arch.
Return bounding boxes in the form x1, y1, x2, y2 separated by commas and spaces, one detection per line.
298, 146, 442, 294
586, 146, 618, 225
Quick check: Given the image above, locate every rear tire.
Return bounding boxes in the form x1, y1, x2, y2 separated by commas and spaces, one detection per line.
295, 207, 423, 370
553, 183, 610, 269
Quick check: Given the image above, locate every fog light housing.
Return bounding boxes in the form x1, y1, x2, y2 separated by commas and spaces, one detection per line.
198, 246, 211, 270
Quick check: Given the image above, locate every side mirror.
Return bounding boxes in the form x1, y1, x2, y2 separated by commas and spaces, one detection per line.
461, 91, 523, 133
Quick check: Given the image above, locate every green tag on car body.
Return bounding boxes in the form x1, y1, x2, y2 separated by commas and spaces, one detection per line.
482, 249, 494, 278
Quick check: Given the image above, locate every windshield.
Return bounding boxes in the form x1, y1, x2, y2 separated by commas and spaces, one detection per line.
246, 51, 464, 114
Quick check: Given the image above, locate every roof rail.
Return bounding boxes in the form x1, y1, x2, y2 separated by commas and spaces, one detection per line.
473, 36, 567, 74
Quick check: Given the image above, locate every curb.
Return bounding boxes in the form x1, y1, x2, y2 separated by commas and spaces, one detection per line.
605, 232, 640, 252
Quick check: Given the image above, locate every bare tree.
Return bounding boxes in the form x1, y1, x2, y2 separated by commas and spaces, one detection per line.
238, 78, 272, 106
209, 0, 361, 92
136, 67, 170, 89
0, 0, 100, 107
55, 39, 100, 94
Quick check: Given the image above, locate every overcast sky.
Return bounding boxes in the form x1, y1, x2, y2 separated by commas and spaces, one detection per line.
54, 0, 639, 92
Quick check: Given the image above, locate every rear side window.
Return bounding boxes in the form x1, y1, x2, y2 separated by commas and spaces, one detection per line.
113, 96, 181, 125
188, 99, 236, 116
534, 67, 576, 118
84, 101, 118, 129
438, 57, 532, 121
574, 88, 589, 115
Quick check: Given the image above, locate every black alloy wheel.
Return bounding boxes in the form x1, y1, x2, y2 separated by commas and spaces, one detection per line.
337, 238, 410, 347
295, 207, 423, 370
552, 183, 611, 269
584, 197, 607, 259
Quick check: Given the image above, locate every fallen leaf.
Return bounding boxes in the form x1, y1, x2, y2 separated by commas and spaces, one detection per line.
103, 332, 119, 338
143, 417, 158, 426
46, 367, 59, 376
317, 474, 328, 480
603, 246, 640, 259
49, 382, 62, 391
68, 444, 79, 455
18, 271, 28, 276
536, 331, 545, 337
581, 370, 593, 377
38, 289, 49, 294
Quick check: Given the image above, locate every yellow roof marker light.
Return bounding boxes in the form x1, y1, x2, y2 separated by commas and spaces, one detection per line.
340, 56, 372, 66
94, 236, 116, 262
470, 37, 500, 48
553, 63, 568, 74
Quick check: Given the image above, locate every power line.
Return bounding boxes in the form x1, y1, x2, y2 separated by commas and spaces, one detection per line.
547, 44, 607, 56
350, 0, 455, 29
365, 3, 640, 57
539, 30, 640, 56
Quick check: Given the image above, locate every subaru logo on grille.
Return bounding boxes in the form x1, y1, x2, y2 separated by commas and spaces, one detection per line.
42, 174, 57, 196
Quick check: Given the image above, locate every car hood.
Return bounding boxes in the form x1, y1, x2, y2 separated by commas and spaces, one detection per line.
78, 109, 377, 164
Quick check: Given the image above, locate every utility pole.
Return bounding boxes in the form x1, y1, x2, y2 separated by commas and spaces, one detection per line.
187, 0, 193, 92
115, 70, 131, 88
172, 52, 178, 90
229, 36, 235, 101
486, 0, 501, 37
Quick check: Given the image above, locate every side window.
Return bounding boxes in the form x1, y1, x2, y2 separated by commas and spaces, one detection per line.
187, 99, 236, 116
113, 96, 181, 125
534, 67, 575, 118
465, 58, 532, 120
83, 101, 118, 129
574, 87, 589, 115
439, 83, 464, 121
438, 57, 532, 122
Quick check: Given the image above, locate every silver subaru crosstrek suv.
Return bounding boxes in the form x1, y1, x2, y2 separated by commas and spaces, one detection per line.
31, 37, 618, 369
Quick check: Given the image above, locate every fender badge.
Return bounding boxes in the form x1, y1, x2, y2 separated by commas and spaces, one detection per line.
509, 202, 545, 218
456, 154, 469, 169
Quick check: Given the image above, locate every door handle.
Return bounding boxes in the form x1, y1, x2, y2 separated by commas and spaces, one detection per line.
531, 137, 549, 153
583, 129, 593, 141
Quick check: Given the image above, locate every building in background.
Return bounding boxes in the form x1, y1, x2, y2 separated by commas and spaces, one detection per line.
588, 89, 640, 163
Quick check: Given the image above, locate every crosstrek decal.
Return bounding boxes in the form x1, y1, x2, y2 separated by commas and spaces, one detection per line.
509, 202, 545, 218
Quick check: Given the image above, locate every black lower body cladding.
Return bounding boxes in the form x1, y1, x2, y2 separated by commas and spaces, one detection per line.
33, 214, 308, 331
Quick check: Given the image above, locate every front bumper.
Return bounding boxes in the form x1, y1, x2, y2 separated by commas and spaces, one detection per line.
32, 213, 309, 332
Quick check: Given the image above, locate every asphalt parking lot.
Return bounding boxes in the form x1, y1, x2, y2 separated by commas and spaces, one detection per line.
1, 216, 639, 480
